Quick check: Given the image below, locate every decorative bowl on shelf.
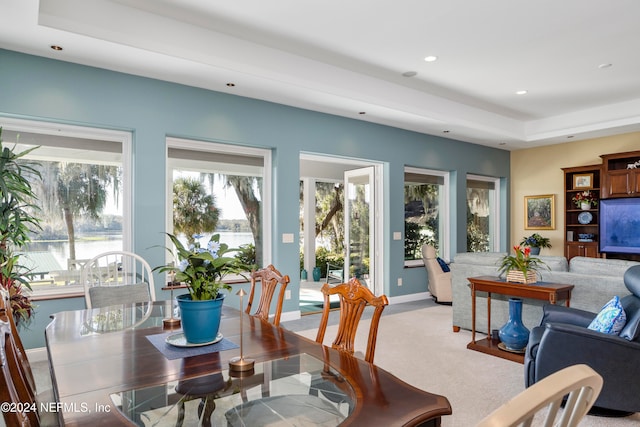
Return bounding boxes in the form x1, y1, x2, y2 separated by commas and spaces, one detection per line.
578, 233, 595, 240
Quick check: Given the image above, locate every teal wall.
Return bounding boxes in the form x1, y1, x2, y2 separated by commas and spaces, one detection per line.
0, 49, 510, 348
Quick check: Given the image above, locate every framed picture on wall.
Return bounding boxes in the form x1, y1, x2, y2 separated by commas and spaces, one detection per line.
524, 194, 555, 230
573, 173, 593, 189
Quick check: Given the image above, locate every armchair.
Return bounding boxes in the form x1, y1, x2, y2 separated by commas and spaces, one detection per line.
421, 244, 452, 303
525, 265, 640, 415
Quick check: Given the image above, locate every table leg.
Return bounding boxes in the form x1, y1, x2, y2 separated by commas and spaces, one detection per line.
487, 292, 492, 337
471, 286, 476, 344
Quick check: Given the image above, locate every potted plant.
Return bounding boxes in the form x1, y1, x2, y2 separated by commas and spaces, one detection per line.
155, 233, 250, 344
497, 245, 548, 284
0, 128, 41, 328
572, 190, 597, 210
519, 233, 552, 255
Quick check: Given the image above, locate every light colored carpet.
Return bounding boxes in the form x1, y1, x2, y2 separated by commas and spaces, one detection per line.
296, 303, 640, 427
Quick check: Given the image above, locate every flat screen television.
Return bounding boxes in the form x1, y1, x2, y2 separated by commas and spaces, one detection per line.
599, 197, 640, 255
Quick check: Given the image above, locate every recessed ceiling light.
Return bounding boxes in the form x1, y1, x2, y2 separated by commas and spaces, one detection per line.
50, 45, 63, 51
402, 71, 417, 77
567, 135, 574, 139
424, 56, 438, 62
443, 130, 450, 133
358, 112, 366, 115
226, 83, 235, 87
598, 63, 613, 69
516, 90, 528, 95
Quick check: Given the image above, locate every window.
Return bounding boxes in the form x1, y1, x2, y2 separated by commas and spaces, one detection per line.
467, 175, 500, 252
166, 138, 271, 274
0, 118, 130, 295
404, 167, 450, 266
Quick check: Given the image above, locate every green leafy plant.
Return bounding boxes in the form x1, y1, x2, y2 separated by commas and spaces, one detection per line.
519, 233, 552, 248
498, 245, 548, 278
154, 233, 250, 301
0, 128, 42, 327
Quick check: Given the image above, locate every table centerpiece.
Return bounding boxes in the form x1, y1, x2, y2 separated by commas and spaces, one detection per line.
497, 245, 547, 284
155, 233, 250, 344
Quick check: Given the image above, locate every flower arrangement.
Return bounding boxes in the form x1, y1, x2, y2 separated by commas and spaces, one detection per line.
519, 233, 552, 249
155, 233, 250, 301
498, 245, 548, 279
571, 190, 597, 208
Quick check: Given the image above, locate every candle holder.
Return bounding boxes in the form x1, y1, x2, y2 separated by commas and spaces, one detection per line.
163, 271, 181, 329
229, 288, 255, 372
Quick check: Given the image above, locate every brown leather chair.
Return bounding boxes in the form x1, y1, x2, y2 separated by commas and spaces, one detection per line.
245, 264, 290, 326
315, 277, 389, 363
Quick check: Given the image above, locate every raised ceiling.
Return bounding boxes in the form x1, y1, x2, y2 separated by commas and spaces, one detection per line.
2, 0, 640, 150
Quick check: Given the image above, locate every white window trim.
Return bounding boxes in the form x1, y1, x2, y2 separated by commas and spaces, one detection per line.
166, 137, 272, 266
404, 166, 450, 267
0, 117, 132, 297
467, 174, 501, 252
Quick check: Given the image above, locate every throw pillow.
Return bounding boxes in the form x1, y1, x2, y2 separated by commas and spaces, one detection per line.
436, 257, 450, 273
587, 296, 627, 335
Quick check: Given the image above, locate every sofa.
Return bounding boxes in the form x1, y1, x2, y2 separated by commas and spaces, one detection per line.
450, 252, 640, 334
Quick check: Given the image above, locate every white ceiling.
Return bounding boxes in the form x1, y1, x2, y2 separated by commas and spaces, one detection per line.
3, 0, 640, 150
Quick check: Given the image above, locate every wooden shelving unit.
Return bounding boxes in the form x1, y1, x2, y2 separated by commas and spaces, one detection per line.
562, 165, 601, 260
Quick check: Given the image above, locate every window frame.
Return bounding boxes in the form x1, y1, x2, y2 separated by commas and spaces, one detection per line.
0, 116, 132, 297
403, 166, 450, 267
466, 174, 501, 253
165, 137, 272, 272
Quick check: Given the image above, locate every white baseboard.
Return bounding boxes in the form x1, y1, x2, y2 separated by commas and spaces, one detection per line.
388, 291, 431, 305
280, 310, 301, 322
26, 347, 48, 362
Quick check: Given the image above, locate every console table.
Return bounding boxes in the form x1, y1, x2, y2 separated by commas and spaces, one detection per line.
467, 276, 574, 363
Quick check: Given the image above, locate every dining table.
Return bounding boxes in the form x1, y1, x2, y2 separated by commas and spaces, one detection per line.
45, 300, 452, 426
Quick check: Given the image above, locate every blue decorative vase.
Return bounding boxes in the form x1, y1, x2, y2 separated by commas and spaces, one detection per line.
176, 293, 224, 344
499, 298, 530, 351
529, 247, 541, 255
312, 267, 322, 282
301, 269, 308, 280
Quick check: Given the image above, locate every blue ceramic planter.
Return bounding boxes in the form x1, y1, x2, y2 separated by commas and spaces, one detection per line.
176, 293, 225, 344
312, 267, 322, 282
499, 298, 530, 351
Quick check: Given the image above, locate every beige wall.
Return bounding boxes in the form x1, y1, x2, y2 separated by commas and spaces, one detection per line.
510, 131, 640, 256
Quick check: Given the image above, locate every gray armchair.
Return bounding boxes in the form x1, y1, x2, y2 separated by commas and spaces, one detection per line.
525, 265, 640, 415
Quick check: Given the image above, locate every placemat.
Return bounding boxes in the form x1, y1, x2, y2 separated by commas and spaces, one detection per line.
146, 330, 239, 360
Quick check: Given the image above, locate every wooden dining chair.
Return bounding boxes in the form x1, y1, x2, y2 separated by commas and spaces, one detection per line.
1, 299, 40, 426
477, 364, 603, 427
315, 277, 389, 363
0, 288, 36, 398
245, 264, 290, 326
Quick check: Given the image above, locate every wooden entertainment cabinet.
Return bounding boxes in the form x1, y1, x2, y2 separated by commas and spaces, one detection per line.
562, 149, 640, 261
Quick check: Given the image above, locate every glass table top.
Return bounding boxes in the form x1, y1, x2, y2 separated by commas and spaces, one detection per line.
79, 302, 164, 335
110, 353, 354, 426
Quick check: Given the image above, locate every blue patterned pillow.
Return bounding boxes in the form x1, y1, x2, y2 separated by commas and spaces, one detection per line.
588, 296, 627, 335
436, 257, 450, 273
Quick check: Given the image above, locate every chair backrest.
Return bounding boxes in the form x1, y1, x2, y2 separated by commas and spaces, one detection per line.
1, 293, 40, 426
421, 244, 447, 279
315, 277, 389, 363
476, 364, 603, 427
245, 264, 290, 326
82, 251, 156, 309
